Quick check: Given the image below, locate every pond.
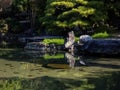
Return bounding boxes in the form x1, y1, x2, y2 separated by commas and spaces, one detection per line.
0, 48, 120, 90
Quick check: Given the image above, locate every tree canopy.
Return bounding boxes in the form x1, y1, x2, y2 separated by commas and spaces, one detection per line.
40, 0, 108, 35
0, 0, 120, 36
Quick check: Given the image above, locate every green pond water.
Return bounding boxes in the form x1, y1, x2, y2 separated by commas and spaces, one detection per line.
0, 48, 120, 90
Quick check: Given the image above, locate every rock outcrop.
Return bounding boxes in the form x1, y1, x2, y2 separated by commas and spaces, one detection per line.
79, 35, 93, 43
80, 39, 120, 55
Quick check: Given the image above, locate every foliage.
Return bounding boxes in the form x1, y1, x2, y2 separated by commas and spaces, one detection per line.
43, 37, 79, 46
75, 0, 88, 5
12, 0, 28, 13
104, 0, 120, 29
40, 0, 108, 35
43, 38, 64, 45
5, 17, 25, 33
92, 31, 110, 39
75, 37, 79, 42
0, 19, 8, 33
51, 1, 74, 8
0, 41, 7, 48
1, 0, 120, 36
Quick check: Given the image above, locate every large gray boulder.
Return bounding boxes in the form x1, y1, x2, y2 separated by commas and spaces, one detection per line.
80, 39, 120, 55
79, 35, 92, 43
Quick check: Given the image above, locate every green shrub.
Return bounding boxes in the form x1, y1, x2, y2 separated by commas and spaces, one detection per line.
75, 37, 79, 42
92, 31, 110, 39
43, 38, 64, 45
43, 37, 80, 45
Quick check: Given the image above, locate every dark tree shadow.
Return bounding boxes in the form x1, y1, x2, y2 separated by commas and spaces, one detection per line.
0, 71, 120, 90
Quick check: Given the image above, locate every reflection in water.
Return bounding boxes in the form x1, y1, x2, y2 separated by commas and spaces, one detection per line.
0, 49, 120, 90
65, 52, 75, 68
79, 57, 86, 66
65, 52, 86, 68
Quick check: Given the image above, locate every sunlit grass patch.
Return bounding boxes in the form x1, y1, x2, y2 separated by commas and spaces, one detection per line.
92, 31, 110, 38
43, 38, 64, 45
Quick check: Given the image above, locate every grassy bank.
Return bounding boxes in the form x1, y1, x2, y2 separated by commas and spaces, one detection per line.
92, 31, 110, 39
43, 38, 64, 45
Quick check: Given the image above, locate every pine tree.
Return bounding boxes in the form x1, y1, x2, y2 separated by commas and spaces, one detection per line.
41, 0, 107, 35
